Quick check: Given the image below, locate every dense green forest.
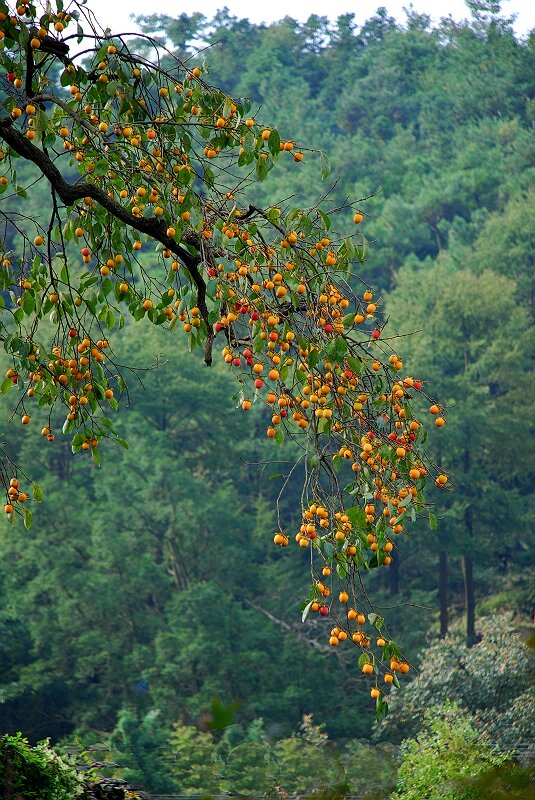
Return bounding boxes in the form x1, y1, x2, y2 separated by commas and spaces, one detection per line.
1, 1, 534, 796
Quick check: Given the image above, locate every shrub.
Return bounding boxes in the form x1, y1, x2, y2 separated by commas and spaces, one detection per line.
375, 613, 535, 752
392, 702, 508, 800
0, 733, 85, 800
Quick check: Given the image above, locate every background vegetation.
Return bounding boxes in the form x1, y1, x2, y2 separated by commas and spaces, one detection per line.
0, 0, 534, 796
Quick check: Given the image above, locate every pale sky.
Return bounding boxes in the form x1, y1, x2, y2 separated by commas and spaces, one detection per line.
80, 0, 534, 37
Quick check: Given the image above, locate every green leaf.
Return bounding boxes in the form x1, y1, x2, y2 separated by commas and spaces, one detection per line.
8, 337, 23, 354
204, 167, 215, 189
332, 454, 344, 473
375, 695, 389, 723
429, 511, 438, 530
93, 159, 109, 177
298, 214, 313, 236
244, 131, 255, 154
320, 152, 331, 179
92, 360, 105, 385
324, 336, 347, 362
32, 484, 43, 502
23, 508, 32, 530
92, 447, 102, 467
268, 128, 280, 156
21, 293, 35, 315
18, 23, 29, 47
238, 150, 255, 168
358, 653, 371, 670
318, 418, 331, 435
302, 600, 313, 623
308, 349, 319, 370
275, 427, 284, 445
62, 418, 75, 434
347, 356, 363, 376
208, 697, 240, 732
61, 69, 74, 87
106, 80, 118, 97
346, 506, 366, 527
336, 561, 347, 579
318, 210, 331, 231
1, 378, 13, 394
255, 156, 270, 181
368, 612, 385, 630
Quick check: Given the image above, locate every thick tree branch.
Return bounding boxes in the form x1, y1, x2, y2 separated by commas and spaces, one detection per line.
0, 116, 214, 364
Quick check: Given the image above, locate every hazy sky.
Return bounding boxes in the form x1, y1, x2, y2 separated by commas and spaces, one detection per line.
80, 0, 534, 37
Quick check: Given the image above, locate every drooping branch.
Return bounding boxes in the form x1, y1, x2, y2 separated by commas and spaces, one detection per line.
0, 116, 215, 363
31, 93, 103, 140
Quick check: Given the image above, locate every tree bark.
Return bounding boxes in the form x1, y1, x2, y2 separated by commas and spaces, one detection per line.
461, 553, 477, 647
462, 445, 478, 647
439, 545, 448, 636
0, 116, 214, 365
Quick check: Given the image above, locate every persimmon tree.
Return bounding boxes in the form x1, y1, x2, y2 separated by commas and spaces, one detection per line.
0, 0, 448, 717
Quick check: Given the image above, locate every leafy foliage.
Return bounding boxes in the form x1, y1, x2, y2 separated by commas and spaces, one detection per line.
111, 712, 396, 797
0, 0, 452, 712
0, 0, 533, 763
109, 709, 178, 795
0, 732, 85, 799
392, 702, 509, 800
375, 614, 535, 752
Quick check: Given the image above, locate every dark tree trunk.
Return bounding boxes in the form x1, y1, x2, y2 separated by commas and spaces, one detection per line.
439, 545, 448, 637
461, 553, 477, 647
462, 446, 478, 647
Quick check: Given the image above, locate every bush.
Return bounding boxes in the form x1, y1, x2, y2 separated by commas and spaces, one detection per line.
167, 721, 221, 793
392, 702, 508, 800
341, 739, 397, 798
0, 733, 85, 800
108, 709, 178, 794
375, 613, 535, 752
162, 713, 397, 796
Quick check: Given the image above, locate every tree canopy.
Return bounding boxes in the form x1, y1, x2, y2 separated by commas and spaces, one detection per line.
0, 0, 452, 720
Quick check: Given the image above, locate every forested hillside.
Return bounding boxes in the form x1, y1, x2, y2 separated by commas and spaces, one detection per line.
1, 2, 534, 795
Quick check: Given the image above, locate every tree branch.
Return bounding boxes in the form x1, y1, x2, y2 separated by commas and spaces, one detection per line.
31, 93, 103, 140
0, 116, 214, 364
244, 599, 332, 653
